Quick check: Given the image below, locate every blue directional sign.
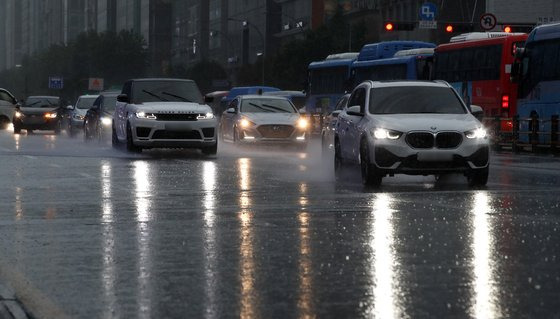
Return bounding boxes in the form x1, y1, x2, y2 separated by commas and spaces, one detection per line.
48, 76, 64, 90
419, 2, 437, 21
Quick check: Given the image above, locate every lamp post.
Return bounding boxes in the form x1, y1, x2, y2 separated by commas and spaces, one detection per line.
228, 18, 265, 85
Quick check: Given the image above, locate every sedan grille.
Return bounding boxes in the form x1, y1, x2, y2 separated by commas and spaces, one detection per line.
155, 113, 198, 121
152, 130, 202, 140
406, 132, 434, 149
436, 132, 463, 149
406, 131, 463, 149
257, 125, 294, 138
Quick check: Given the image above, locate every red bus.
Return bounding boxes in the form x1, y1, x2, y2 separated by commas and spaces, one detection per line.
434, 32, 528, 131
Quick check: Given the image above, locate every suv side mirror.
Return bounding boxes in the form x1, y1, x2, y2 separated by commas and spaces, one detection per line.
117, 94, 129, 103
346, 105, 363, 116
226, 107, 236, 114
331, 110, 342, 118
66, 105, 74, 110
471, 105, 484, 122
298, 108, 307, 114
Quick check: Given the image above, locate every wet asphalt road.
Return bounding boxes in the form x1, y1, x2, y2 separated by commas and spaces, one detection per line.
0, 128, 559, 319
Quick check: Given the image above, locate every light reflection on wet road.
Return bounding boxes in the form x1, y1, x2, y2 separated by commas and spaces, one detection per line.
0, 130, 559, 318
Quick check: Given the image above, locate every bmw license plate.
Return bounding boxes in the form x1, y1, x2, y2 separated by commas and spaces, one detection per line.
417, 152, 453, 162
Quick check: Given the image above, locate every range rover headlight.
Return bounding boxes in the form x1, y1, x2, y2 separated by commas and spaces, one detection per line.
465, 127, 487, 139
372, 128, 402, 140
135, 111, 156, 119
197, 112, 215, 120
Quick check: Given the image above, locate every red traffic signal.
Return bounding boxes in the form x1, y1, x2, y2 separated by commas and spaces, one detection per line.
503, 25, 512, 33
445, 25, 454, 33
442, 23, 474, 33
383, 21, 415, 31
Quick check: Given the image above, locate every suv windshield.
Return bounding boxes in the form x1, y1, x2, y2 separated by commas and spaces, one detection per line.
24, 97, 59, 108
77, 97, 97, 109
241, 98, 296, 113
132, 80, 203, 104
369, 86, 467, 114
103, 96, 118, 112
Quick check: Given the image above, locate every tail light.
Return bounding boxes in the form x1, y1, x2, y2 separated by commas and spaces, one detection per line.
502, 94, 509, 109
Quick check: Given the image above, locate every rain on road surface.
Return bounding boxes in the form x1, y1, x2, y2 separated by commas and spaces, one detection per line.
0, 129, 559, 318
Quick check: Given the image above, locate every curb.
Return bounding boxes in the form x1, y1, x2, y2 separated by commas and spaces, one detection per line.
0, 284, 29, 319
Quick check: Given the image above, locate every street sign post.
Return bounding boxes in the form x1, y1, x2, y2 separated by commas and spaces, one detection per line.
88, 78, 104, 91
48, 76, 64, 90
480, 13, 497, 30
419, 2, 438, 29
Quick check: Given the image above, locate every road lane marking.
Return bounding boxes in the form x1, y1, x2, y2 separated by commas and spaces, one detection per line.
0, 259, 70, 319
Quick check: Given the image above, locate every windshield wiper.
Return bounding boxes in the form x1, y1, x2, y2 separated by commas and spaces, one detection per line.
261, 103, 292, 113
248, 102, 274, 112
142, 89, 168, 101
161, 92, 192, 102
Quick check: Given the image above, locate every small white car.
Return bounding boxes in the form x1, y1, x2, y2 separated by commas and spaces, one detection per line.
68, 95, 99, 137
112, 78, 217, 154
335, 80, 489, 187
219, 95, 309, 147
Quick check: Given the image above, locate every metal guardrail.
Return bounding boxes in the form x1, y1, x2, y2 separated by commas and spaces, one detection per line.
483, 115, 559, 154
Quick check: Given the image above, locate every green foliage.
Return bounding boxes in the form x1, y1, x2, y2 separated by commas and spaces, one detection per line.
185, 60, 228, 94
0, 30, 147, 102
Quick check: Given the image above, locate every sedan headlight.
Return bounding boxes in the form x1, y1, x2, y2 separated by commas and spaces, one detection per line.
73, 114, 85, 120
44, 113, 57, 119
197, 112, 215, 120
135, 111, 156, 119
465, 127, 487, 139
372, 128, 402, 140
297, 117, 309, 130
101, 117, 112, 126
239, 118, 255, 128
14, 111, 23, 118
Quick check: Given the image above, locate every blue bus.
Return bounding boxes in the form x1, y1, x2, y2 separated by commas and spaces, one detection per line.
352, 47, 435, 85
513, 23, 560, 143
306, 52, 359, 113
306, 41, 436, 114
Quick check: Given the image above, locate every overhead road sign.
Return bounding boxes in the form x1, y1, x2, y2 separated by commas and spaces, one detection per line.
480, 13, 497, 30
48, 77, 64, 90
419, 2, 437, 21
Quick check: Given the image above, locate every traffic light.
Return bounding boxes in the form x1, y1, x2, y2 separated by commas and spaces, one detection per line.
501, 24, 535, 33
383, 21, 415, 31
443, 23, 474, 33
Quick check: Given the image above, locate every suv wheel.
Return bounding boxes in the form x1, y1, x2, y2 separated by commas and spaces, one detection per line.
111, 124, 119, 148
0, 117, 9, 130
13, 123, 21, 134
467, 166, 489, 187
334, 138, 344, 179
126, 122, 142, 153
360, 140, 382, 187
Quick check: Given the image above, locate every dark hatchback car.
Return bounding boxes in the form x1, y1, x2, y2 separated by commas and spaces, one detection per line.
83, 91, 119, 142
13, 96, 62, 134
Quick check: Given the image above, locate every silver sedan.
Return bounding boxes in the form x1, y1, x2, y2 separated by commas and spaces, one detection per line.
219, 95, 309, 147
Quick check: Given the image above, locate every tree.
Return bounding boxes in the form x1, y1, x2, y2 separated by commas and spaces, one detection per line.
185, 60, 228, 94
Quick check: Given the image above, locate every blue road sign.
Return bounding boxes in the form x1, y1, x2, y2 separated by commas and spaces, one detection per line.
419, 2, 437, 21
48, 76, 64, 90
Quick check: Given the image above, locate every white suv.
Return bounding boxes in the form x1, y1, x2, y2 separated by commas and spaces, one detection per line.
335, 81, 489, 187
112, 78, 217, 154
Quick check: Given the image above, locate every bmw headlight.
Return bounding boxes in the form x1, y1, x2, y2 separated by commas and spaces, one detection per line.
101, 117, 112, 126
465, 127, 487, 139
44, 113, 57, 119
135, 111, 156, 119
371, 128, 402, 140
197, 112, 215, 120
73, 114, 85, 120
